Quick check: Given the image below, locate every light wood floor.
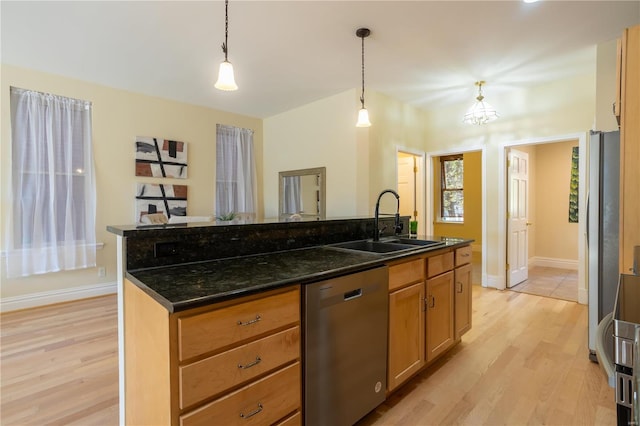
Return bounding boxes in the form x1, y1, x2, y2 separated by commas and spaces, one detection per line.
1, 287, 616, 426
1, 295, 119, 425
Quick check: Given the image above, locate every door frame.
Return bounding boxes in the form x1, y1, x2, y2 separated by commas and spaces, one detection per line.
395, 146, 426, 235
497, 132, 588, 304
426, 145, 487, 288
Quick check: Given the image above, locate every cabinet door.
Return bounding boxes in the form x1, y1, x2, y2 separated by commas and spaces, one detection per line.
454, 264, 473, 340
388, 282, 425, 391
426, 271, 454, 362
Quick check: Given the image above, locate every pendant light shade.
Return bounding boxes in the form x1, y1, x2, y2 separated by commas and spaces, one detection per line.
215, 0, 238, 91
215, 61, 238, 91
463, 81, 499, 125
356, 28, 371, 128
356, 107, 371, 127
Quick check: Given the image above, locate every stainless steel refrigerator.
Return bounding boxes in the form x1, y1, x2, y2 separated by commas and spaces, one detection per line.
588, 130, 620, 360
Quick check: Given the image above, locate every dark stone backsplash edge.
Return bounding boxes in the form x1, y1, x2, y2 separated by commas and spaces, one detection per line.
111, 217, 410, 271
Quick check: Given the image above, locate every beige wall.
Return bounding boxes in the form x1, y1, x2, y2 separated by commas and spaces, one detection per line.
263, 89, 431, 219
263, 89, 361, 219
596, 38, 620, 131
433, 151, 482, 246
533, 141, 579, 261
1, 64, 263, 300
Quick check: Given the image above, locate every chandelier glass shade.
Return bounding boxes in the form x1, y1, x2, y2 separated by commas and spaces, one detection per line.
463, 81, 499, 125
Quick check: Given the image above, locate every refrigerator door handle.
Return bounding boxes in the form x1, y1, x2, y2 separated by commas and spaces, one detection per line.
586, 191, 589, 246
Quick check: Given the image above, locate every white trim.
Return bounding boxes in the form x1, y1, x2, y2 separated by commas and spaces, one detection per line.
0, 280, 116, 312
426, 145, 487, 288
117, 236, 126, 426
486, 274, 501, 289
529, 256, 579, 270
497, 132, 587, 292
0, 242, 105, 258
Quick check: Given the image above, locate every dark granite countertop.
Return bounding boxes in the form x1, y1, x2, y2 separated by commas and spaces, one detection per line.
126, 237, 471, 313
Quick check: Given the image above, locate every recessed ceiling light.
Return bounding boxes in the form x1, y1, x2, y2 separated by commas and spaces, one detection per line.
523, 0, 539, 3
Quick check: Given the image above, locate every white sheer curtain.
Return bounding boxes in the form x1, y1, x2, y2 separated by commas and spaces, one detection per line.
282, 176, 302, 214
215, 124, 257, 219
7, 87, 96, 278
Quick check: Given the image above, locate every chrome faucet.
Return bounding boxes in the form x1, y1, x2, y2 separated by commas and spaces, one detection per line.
373, 189, 401, 241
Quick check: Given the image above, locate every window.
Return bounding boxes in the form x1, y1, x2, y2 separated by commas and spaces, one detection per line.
440, 154, 464, 222
7, 87, 96, 277
215, 124, 257, 220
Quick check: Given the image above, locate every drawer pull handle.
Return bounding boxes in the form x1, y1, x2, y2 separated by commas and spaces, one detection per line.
461, 253, 470, 257
456, 282, 463, 293
240, 403, 263, 419
237, 315, 261, 326
238, 356, 262, 369
426, 295, 435, 308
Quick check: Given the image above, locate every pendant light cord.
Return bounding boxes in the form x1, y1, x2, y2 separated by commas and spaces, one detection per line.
221, 0, 229, 60
360, 34, 366, 108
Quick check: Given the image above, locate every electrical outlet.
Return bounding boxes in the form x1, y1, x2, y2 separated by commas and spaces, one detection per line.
98, 267, 106, 277
154, 241, 180, 257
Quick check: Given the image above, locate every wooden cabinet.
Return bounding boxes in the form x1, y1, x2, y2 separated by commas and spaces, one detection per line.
387, 245, 471, 391
454, 264, 473, 339
124, 280, 301, 426
454, 247, 473, 340
425, 271, 454, 362
618, 24, 640, 274
388, 280, 425, 391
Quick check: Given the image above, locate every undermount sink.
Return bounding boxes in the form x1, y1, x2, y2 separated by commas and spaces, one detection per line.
328, 240, 418, 254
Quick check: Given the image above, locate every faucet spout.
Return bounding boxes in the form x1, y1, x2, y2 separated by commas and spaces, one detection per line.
373, 189, 400, 241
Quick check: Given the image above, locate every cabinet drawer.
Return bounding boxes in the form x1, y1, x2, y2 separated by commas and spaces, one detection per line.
275, 411, 301, 426
180, 362, 301, 426
179, 326, 300, 409
178, 287, 300, 361
426, 252, 454, 278
388, 258, 425, 291
455, 245, 472, 266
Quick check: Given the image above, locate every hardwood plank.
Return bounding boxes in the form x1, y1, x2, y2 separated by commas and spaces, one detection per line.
359, 286, 617, 426
1, 286, 617, 426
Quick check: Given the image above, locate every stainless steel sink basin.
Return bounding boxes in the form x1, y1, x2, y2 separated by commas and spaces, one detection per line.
329, 240, 418, 254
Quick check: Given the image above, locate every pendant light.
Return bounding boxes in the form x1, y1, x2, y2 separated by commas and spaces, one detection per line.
214, 0, 238, 91
356, 28, 372, 127
463, 81, 499, 125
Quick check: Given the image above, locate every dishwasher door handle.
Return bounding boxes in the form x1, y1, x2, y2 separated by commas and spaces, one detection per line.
344, 288, 363, 301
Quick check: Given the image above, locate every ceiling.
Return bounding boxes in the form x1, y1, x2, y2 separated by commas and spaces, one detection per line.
2, 1, 639, 119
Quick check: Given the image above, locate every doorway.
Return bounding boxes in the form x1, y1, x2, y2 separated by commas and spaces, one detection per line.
501, 135, 586, 303
426, 146, 486, 287
396, 149, 425, 236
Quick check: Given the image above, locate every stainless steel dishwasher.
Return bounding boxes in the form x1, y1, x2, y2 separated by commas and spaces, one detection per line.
304, 266, 388, 426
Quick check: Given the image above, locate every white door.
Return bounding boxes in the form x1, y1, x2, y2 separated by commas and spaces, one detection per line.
397, 152, 425, 234
507, 149, 529, 287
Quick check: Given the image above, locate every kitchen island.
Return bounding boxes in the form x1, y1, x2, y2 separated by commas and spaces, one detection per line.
108, 217, 473, 425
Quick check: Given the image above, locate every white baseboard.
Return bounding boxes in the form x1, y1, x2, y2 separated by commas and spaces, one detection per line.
529, 256, 578, 271
486, 274, 502, 289
578, 287, 588, 305
0, 281, 117, 313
